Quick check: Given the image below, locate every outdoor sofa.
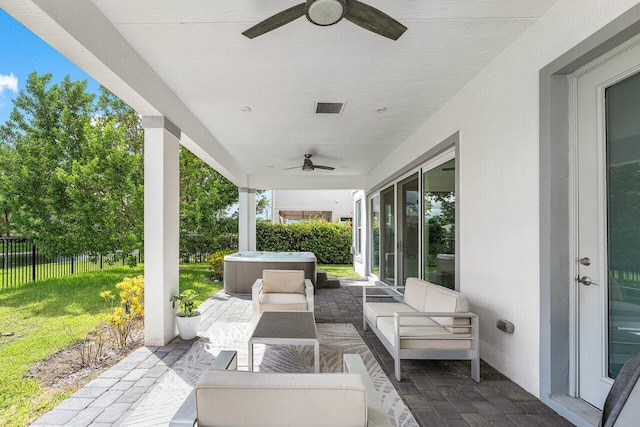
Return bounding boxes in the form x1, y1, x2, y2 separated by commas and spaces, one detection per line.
252, 269, 314, 325
363, 277, 480, 382
169, 350, 393, 427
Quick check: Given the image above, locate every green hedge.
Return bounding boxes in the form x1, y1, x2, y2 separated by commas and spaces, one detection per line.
256, 221, 352, 264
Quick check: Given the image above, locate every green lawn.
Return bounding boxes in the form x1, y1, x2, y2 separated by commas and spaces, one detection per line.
0, 263, 220, 427
318, 264, 360, 279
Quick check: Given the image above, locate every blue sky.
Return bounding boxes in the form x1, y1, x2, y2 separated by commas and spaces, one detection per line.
0, 9, 100, 124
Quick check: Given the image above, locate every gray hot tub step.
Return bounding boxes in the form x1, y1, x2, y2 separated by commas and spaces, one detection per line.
317, 270, 328, 284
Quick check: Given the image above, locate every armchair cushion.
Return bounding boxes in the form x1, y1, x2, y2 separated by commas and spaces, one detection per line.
262, 269, 305, 294
258, 293, 309, 313
424, 284, 470, 333
170, 351, 394, 427
377, 316, 472, 350
252, 270, 314, 325
404, 278, 429, 311
364, 302, 416, 328
195, 370, 367, 427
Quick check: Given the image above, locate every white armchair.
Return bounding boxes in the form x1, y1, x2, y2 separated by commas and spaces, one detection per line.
252, 270, 314, 325
169, 351, 393, 427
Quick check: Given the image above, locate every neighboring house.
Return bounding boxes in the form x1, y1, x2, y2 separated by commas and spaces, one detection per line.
271, 190, 354, 224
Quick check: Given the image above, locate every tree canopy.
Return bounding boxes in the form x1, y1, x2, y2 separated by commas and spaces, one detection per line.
180, 148, 238, 255
0, 72, 242, 258
0, 73, 144, 256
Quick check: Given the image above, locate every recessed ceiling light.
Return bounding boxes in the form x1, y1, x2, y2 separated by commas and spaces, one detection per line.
240, 106, 252, 113
375, 106, 387, 113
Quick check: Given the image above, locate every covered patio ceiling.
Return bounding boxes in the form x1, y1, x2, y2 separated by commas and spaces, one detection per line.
2, 0, 559, 190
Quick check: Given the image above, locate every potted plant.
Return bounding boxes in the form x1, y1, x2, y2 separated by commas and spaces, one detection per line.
170, 289, 201, 340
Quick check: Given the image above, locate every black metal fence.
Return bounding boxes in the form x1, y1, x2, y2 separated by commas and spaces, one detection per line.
180, 253, 213, 264
0, 238, 141, 289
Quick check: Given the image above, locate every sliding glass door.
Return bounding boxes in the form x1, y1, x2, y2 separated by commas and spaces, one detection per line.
381, 186, 395, 284
399, 174, 419, 283
423, 159, 456, 289
371, 196, 380, 277
367, 151, 456, 288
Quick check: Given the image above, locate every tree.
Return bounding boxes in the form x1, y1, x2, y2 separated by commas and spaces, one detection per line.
256, 191, 271, 220
0, 143, 14, 236
179, 148, 238, 255
1, 72, 245, 258
0, 72, 144, 257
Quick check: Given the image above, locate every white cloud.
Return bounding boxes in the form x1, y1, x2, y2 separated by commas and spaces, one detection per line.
0, 72, 18, 94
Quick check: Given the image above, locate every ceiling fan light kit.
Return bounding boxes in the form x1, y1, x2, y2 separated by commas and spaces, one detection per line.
307, 0, 346, 26
242, 0, 406, 40
302, 157, 315, 171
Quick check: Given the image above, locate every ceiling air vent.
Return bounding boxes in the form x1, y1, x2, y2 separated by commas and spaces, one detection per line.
316, 102, 344, 114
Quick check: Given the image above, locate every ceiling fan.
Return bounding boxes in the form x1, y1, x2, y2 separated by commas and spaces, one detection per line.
284, 154, 336, 171
242, 0, 407, 41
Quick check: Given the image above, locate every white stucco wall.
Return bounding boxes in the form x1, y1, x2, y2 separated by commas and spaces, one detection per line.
364, 0, 640, 396
271, 190, 355, 223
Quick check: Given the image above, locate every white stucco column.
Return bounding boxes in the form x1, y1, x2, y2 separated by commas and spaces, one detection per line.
238, 187, 257, 251
142, 116, 181, 346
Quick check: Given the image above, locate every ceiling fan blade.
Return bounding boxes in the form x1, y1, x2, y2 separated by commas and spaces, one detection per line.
283, 165, 303, 170
242, 3, 306, 39
344, 0, 407, 40
314, 165, 335, 170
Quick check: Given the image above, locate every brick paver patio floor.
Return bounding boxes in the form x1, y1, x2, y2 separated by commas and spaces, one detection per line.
32, 279, 575, 426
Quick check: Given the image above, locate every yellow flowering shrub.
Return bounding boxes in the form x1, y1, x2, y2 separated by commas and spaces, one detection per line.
100, 275, 144, 346
206, 249, 237, 280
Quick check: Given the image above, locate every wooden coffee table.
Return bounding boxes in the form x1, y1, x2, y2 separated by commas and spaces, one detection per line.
248, 311, 319, 372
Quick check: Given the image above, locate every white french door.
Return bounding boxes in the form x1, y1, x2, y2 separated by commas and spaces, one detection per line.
574, 38, 640, 409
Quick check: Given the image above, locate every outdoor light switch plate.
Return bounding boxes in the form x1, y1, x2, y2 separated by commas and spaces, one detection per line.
496, 319, 514, 334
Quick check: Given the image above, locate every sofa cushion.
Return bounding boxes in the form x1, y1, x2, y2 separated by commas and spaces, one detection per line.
364, 302, 416, 328
377, 316, 472, 350
424, 284, 470, 333
195, 370, 367, 427
259, 293, 308, 313
262, 270, 305, 294
404, 278, 429, 311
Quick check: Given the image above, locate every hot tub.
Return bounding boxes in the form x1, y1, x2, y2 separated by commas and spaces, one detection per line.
223, 251, 317, 294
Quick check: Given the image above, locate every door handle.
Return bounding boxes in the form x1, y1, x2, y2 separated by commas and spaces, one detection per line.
577, 276, 593, 286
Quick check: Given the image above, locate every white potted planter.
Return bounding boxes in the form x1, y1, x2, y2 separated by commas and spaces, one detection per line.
171, 289, 201, 340
175, 313, 201, 340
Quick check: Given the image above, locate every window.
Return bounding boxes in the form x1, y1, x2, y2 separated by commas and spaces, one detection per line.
399, 174, 419, 282
381, 186, 395, 284
423, 159, 455, 289
278, 210, 331, 223
371, 196, 380, 277
354, 200, 362, 257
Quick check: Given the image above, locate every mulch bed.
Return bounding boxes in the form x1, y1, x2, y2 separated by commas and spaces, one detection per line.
27, 319, 144, 392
